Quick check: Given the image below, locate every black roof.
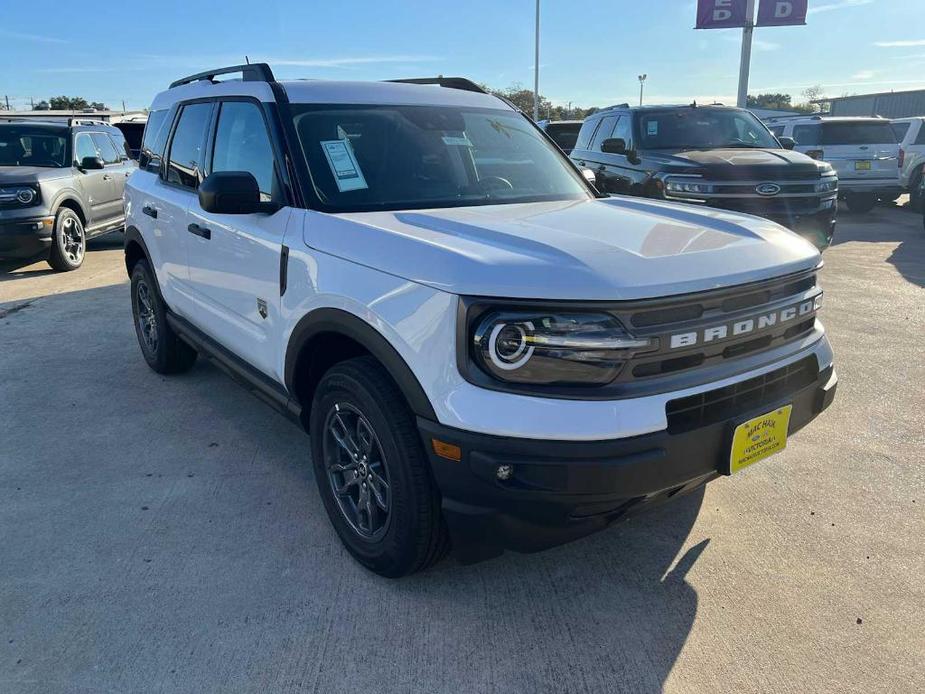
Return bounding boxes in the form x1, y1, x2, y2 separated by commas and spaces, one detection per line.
592, 103, 740, 116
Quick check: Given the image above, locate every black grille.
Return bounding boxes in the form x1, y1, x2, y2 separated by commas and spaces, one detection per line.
666, 356, 819, 433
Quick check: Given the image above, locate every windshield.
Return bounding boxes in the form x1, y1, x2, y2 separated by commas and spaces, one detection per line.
635, 108, 779, 150
0, 126, 68, 167
292, 104, 592, 212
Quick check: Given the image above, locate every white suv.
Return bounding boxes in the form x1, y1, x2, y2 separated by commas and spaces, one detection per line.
891, 117, 925, 210
124, 64, 837, 577
768, 115, 901, 213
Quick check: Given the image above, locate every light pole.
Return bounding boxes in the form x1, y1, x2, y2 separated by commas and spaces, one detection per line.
737, 0, 757, 108
533, 0, 540, 121
638, 74, 647, 106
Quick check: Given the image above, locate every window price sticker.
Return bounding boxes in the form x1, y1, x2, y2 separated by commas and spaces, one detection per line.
321, 139, 368, 192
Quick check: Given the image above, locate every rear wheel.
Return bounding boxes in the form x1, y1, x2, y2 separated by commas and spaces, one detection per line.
845, 193, 877, 214
130, 260, 198, 374
47, 208, 85, 271
309, 356, 449, 577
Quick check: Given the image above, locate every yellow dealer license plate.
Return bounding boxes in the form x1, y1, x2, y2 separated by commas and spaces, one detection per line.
729, 405, 793, 474
855, 160, 871, 170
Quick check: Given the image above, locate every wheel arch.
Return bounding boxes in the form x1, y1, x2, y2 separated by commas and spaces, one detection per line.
285, 308, 437, 422
50, 191, 89, 225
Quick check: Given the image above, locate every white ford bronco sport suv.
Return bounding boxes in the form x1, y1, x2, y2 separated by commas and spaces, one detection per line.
125, 64, 837, 577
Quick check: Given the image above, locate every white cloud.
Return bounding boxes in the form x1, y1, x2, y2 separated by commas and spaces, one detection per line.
0, 29, 66, 44
851, 70, 876, 80
808, 0, 875, 15
874, 39, 925, 47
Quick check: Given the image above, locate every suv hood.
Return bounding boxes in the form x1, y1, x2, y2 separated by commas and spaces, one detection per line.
649, 147, 825, 179
307, 197, 820, 301
0, 166, 68, 183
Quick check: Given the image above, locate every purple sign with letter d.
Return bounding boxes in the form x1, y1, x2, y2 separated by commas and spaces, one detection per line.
756, 0, 808, 26
695, 0, 749, 29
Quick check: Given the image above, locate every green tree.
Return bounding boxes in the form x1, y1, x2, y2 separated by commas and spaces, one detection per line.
34, 100, 49, 111
48, 96, 93, 110
746, 93, 793, 110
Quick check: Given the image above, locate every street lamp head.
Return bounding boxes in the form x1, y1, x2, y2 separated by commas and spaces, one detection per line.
638, 74, 647, 82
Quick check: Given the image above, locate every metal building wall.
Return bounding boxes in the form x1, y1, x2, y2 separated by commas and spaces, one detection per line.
828, 90, 925, 118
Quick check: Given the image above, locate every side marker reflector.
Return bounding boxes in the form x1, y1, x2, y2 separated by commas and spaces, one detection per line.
431, 439, 461, 462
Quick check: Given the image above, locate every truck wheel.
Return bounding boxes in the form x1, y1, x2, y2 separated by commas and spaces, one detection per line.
309, 356, 449, 577
845, 193, 877, 214
47, 208, 85, 271
130, 260, 198, 374
909, 167, 923, 211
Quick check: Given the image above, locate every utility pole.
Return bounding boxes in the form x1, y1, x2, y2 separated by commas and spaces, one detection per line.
567, 101, 572, 119
3, 95, 9, 110
737, 0, 756, 108
533, 0, 540, 121
638, 74, 647, 106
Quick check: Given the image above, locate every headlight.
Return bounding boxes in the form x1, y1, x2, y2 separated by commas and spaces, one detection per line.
665, 179, 714, 195
815, 176, 838, 193
471, 311, 654, 386
0, 185, 39, 207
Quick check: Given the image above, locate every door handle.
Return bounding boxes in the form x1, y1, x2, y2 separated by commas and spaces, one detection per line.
102, 174, 112, 181
188, 223, 211, 240
142, 205, 158, 219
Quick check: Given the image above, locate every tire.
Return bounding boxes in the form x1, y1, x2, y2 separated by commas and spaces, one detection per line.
845, 193, 877, 214
309, 356, 449, 577
130, 260, 198, 374
47, 208, 85, 271
909, 167, 923, 212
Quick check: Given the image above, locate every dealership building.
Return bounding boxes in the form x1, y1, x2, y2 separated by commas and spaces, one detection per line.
817, 89, 925, 118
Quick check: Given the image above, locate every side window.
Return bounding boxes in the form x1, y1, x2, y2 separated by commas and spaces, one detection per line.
915, 123, 925, 146
74, 133, 97, 163
792, 124, 820, 146
591, 116, 618, 151
769, 125, 785, 137
140, 109, 170, 173
108, 129, 131, 159
573, 119, 600, 152
612, 115, 632, 149
211, 101, 279, 201
166, 103, 213, 189
90, 133, 120, 164
890, 122, 911, 143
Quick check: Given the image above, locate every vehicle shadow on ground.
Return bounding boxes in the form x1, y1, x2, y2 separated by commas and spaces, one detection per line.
0, 281, 707, 694
834, 206, 924, 287
0, 232, 123, 281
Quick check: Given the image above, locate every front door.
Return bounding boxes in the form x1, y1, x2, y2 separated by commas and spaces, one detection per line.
184, 99, 290, 378
73, 132, 112, 225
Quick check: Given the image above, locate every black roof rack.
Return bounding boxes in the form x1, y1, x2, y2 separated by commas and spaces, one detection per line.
387, 77, 487, 94
169, 63, 275, 89
597, 103, 631, 112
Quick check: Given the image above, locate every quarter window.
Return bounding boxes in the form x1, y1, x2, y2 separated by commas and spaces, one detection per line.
211, 101, 279, 201
140, 109, 170, 173
573, 119, 600, 152
915, 123, 925, 146
90, 133, 121, 164
166, 103, 213, 189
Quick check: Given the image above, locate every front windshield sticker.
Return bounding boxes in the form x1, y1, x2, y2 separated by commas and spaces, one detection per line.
321, 139, 368, 192
647, 120, 659, 136
441, 134, 473, 147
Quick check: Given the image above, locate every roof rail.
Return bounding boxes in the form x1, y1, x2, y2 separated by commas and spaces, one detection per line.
387, 77, 487, 94
68, 117, 109, 126
597, 103, 630, 112
169, 63, 275, 89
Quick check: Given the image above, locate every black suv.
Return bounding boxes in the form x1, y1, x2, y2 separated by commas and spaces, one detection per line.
570, 104, 838, 250
0, 119, 136, 270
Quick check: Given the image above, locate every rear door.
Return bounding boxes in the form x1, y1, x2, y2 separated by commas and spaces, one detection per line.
184, 98, 292, 376
820, 120, 899, 183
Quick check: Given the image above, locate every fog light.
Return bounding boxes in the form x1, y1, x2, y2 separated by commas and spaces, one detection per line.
496, 464, 513, 481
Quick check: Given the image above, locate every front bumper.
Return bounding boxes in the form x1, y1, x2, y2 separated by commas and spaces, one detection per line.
0, 216, 54, 258
420, 360, 836, 563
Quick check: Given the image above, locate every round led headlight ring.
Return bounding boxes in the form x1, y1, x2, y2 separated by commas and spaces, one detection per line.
487, 321, 535, 371
16, 188, 35, 204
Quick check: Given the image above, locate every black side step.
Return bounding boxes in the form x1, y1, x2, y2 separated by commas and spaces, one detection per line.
165, 312, 302, 426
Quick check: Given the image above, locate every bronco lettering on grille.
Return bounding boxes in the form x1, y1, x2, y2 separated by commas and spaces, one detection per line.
668, 298, 817, 350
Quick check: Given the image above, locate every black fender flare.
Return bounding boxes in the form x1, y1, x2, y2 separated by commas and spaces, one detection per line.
285, 308, 437, 420
123, 225, 152, 272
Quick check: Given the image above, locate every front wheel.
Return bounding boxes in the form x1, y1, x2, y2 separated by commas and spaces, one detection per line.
309, 356, 448, 577
845, 193, 877, 214
47, 208, 85, 271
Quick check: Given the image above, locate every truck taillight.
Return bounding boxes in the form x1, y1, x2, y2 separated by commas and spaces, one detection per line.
806, 149, 824, 161
899, 148, 905, 168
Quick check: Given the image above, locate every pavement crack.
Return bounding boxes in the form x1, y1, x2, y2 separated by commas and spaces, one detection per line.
0, 300, 35, 319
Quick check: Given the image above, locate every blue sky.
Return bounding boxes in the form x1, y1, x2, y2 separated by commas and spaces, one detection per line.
1, 0, 923, 111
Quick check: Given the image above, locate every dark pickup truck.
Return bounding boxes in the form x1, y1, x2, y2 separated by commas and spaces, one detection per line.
570, 103, 838, 250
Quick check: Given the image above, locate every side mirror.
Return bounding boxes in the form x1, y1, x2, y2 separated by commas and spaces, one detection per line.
199, 171, 271, 215
778, 136, 796, 150
79, 156, 104, 170
601, 138, 627, 155
581, 168, 598, 186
